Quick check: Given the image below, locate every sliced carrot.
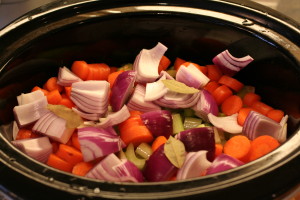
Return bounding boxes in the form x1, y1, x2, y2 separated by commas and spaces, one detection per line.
248, 135, 280, 162
206, 64, 223, 81
237, 107, 255, 126
71, 131, 81, 151
108, 70, 124, 88
223, 135, 251, 163
251, 101, 273, 116
44, 77, 63, 92
64, 86, 72, 98
204, 81, 220, 94
266, 109, 284, 123
158, 55, 171, 73
55, 144, 83, 166
212, 85, 233, 105
86, 63, 110, 81
58, 97, 75, 109
243, 92, 261, 107
215, 143, 223, 158
221, 95, 243, 116
46, 89, 63, 104
16, 128, 40, 140
110, 67, 118, 73
174, 57, 186, 71
218, 75, 244, 92
71, 61, 90, 80
72, 161, 94, 176
47, 153, 73, 172
31, 86, 49, 96
151, 136, 167, 152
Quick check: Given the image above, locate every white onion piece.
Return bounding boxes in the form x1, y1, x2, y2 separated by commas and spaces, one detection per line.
242, 111, 283, 141
93, 105, 130, 128
212, 50, 254, 76
32, 111, 74, 144
57, 66, 82, 86
71, 80, 109, 115
13, 96, 48, 127
133, 42, 168, 83
12, 137, 52, 163
72, 107, 102, 121
207, 113, 242, 134
193, 89, 219, 122
17, 90, 45, 105
78, 126, 125, 162
127, 84, 161, 112
176, 63, 210, 89
154, 91, 200, 109
12, 121, 19, 140
176, 150, 211, 180
85, 153, 143, 182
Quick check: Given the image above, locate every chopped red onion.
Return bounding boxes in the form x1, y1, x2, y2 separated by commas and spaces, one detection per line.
212, 50, 254, 76
176, 150, 211, 180
206, 153, 244, 175
176, 127, 215, 162
13, 96, 48, 127
207, 113, 243, 134
176, 63, 210, 89
154, 91, 200, 109
133, 42, 168, 83
93, 105, 130, 128
32, 111, 75, 144
57, 66, 82, 86
193, 89, 219, 122
242, 111, 283, 141
78, 126, 125, 162
71, 80, 109, 115
143, 144, 177, 182
127, 84, 161, 112
17, 90, 45, 105
110, 70, 136, 112
12, 136, 52, 163
140, 110, 173, 138
85, 153, 144, 182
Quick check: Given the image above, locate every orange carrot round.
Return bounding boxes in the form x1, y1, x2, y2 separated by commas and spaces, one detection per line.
151, 136, 167, 152
47, 153, 74, 172
221, 95, 243, 116
243, 92, 261, 107
158, 55, 171, 73
108, 70, 124, 88
71, 131, 81, 151
174, 57, 186, 71
237, 107, 255, 126
248, 135, 280, 162
212, 85, 233, 105
206, 64, 223, 81
72, 161, 94, 176
55, 144, 83, 166
266, 109, 284, 123
71, 61, 90, 80
58, 97, 75, 109
85, 63, 110, 81
214, 143, 223, 158
31, 86, 49, 96
44, 77, 63, 92
251, 101, 273, 116
16, 128, 40, 140
218, 75, 244, 92
224, 135, 251, 162
204, 81, 221, 94
46, 89, 63, 104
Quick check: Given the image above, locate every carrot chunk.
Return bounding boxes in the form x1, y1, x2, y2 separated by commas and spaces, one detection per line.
151, 136, 167, 152
218, 75, 244, 92
243, 92, 261, 107
221, 95, 243, 116
223, 135, 251, 163
212, 85, 233, 105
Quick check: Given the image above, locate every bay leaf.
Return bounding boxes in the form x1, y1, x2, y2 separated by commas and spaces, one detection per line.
164, 136, 186, 168
161, 79, 199, 94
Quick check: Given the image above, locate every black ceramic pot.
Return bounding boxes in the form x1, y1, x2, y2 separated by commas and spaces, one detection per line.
0, 0, 299, 200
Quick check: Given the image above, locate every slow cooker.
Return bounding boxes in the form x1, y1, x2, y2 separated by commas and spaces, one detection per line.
0, 0, 299, 199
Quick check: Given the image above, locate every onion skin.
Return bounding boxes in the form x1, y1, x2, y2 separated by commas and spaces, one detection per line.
143, 144, 177, 182
140, 110, 173, 138
110, 70, 136, 112
206, 153, 244, 175
176, 127, 215, 162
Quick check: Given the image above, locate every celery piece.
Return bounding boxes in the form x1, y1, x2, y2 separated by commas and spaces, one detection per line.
125, 143, 146, 170
213, 127, 226, 145
183, 108, 195, 117
135, 142, 153, 159
183, 117, 203, 130
172, 113, 184, 134
166, 69, 177, 78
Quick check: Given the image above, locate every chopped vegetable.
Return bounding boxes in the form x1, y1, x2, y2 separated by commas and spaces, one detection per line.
151, 135, 168, 152
221, 95, 243, 116
223, 135, 251, 162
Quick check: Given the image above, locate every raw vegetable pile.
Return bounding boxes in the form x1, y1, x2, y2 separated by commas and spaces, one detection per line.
11, 42, 288, 182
